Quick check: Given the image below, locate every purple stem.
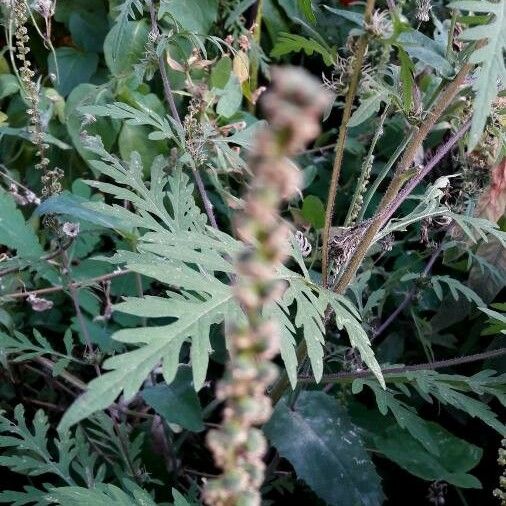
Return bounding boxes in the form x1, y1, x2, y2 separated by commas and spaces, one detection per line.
373, 240, 444, 339
379, 119, 471, 227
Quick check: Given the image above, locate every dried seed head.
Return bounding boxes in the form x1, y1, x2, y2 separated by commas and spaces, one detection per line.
205, 68, 330, 506
365, 10, 393, 39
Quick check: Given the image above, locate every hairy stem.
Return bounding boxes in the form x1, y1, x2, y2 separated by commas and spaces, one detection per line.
1, 268, 130, 300
333, 62, 472, 294
0, 239, 72, 278
271, 63, 472, 404
321, 0, 376, 287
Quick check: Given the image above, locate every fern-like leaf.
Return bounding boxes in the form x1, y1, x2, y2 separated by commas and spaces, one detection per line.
110, 0, 145, 63
271, 33, 335, 66
47, 481, 157, 506
448, 0, 506, 150
0, 405, 76, 484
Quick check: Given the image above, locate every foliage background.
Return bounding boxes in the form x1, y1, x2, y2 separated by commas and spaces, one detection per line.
0, 0, 505, 504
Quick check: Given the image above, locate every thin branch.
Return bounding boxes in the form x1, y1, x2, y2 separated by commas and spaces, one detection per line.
373, 240, 445, 339
0, 239, 73, 278
148, 0, 218, 230
298, 347, 506, 384
301, 142, 337, 155
378, 118, 471, 226
32, 356, 153, 419
1, 268, 131, 300
0, 165, 39, 197
34, 356, 88, 390
321, 0, 377, 287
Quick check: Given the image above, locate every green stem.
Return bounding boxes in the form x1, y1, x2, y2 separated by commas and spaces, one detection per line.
321, 0, 377, 287
344, 105, 390, 227
248, 0, 263, 112
356, 130, 410, 222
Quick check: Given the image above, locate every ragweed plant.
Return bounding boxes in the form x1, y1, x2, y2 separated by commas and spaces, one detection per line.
0, 0, 504, 505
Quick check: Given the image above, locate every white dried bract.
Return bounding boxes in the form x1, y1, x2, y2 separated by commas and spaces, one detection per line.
27, 293, 53, 312
295, 230, 312, 257
365, 10, 393, 39
62, 222, 80, 238
34, 0, 54, 18
8, 184, 40, 206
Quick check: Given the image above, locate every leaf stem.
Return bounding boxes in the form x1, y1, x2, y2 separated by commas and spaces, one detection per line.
298, 347, 506, 384
372, 239, 445, 340
1, 268, 131, 300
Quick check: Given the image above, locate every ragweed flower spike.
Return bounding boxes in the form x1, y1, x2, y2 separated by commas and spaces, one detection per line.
204, 68, 331, 506
13, 0, 63, 219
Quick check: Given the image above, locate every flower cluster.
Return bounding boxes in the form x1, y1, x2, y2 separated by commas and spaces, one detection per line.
416, 0, 432, 22
13, 0, 62, 202
494, 439, 506, 505
204, 67, 330, 506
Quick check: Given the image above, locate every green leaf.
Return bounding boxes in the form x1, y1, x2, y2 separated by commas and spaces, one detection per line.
0, 405, 75, 484
159, 0, 218, 34
352, 405, 483, 487
301, 195, 325, 229
324, 6, 364, 27
65, 84, 121, 161
141, 368, 204, 432
271, 33, 335, 66
108, 0, 144, 62
0, 485, 52, 505
396, 30, 454, 77
118, 124, 169, 172
37, 192, 132, 230
264, 391, 384, 506
397, 47, 414, 112
448, 0, 506, 149
0, 126, 71, 150
69, 11, 109, 53
298, 0, 316, 24
48, 481, 157, 505
0, 189, 43, 258
210, 56, 232, 89
349, 91, 388, 128
104, 20, 149, 77
48, 47, 99, 97
216, 75, 243, 118
0, 74, 19, 100
80, 102, 175, 141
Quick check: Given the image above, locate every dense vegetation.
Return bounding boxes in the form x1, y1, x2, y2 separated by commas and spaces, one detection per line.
0, 0, 505, 504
